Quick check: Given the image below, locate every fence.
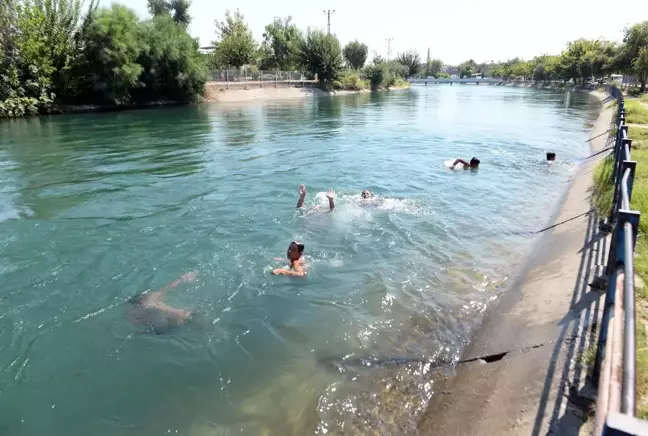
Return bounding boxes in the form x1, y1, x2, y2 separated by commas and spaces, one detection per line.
593, 85, 648, 434
208, 69, 317, 89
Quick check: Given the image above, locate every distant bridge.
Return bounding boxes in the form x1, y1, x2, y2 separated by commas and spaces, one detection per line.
410, 78, 504, 85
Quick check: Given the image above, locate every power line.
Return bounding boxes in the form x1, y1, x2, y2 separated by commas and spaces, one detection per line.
323, 10, 335, 35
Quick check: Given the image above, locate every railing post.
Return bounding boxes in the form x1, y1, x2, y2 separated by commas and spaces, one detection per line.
623, 160, 637, 206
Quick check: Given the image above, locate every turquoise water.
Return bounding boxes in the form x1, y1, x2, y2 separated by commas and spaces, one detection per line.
0, 87, 599, 435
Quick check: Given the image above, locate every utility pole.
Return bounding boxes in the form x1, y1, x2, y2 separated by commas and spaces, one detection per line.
323, 10, 335, 35
385, 38, 393, 60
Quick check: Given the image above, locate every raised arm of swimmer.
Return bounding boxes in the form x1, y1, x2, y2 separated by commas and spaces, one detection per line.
297, 184, 307, 208
326, 189, 335, 211
451, 158, 471, 169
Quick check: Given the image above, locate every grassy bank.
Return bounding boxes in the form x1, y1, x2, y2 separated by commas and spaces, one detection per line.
593, 98, 648, 417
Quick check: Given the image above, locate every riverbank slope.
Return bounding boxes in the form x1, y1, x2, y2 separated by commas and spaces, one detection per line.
418, 91, 615, 435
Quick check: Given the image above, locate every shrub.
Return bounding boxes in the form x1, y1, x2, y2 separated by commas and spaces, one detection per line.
336, 70, 368, 90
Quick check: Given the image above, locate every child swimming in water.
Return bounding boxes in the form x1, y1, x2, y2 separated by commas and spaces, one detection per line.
272, 241, 306, 277
125, 272, 196, 335
297, 184, 335, 210
296, 184, 373, 210
450, 157, 480, 170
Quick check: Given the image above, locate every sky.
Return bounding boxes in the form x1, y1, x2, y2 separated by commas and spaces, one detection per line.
115, 0, 648, 65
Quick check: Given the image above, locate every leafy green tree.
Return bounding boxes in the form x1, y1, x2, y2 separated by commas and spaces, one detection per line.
618, 21, 648, 73
147, 0, 171, 17
170, 0, 191, 28
83, 4, 145, 104
396, 49, 421, 78
633, 46, 648, 92
213, 9, 256, 68
425, 58, 443, 78
343, 40, 368, 70
298, 29, 343, 85
147, 0, 191, 28
260, 16, 303, 70
19, 0, 98, 101
136, 15, 208, 102
363, 63, 391, 89
458, 59, 477, 78
0, 0, 18, 58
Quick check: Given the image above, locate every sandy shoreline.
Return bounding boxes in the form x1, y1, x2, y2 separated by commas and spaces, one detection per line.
417, 90, 614, 435
203, 84, 410, 103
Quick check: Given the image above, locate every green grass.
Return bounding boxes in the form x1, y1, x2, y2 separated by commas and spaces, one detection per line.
631, 127, 648, 149
641, 93, 648, 104
625, 99, 648, 125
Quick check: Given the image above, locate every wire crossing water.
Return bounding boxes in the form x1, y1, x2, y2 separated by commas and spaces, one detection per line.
0, 87, 599, 435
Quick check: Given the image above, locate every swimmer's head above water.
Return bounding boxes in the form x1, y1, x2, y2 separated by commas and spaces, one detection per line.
287, 241, 305, 261
361, 190, 373, 199
470, 157, 480, 168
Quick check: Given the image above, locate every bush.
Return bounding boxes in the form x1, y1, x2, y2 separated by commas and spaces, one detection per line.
362, 63, 392, 90
335, 70, 368, 91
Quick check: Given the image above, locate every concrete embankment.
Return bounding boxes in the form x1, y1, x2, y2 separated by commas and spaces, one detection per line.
418, 91, 616, 435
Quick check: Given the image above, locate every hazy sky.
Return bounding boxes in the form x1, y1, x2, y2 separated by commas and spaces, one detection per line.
116, 0, 648, 65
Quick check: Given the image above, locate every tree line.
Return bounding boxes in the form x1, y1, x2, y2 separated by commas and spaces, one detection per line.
209, 10, 417, 91
0, 0, 210, 118
2, 2, 647, 119
0, 3, 416, 118
453, 22, 648, 91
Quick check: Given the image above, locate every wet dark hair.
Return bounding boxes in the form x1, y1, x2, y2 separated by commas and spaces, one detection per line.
470, 157, 480, 167
288, 241, 305, 253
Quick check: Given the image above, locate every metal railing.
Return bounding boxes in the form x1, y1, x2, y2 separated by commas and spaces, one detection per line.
593, 85, 648, 435
207, 69, 317, 89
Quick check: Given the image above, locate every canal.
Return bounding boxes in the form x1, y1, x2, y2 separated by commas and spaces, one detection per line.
0, 86, 599, 435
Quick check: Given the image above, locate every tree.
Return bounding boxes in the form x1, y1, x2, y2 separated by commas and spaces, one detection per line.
260, 16, 303, 70
298, 29, 343, 85
618, 21, 648, 73
396, 49, 421, 78
136, 15, 208, 102
147, 0, 191, 28
170, 0, 191, 28
458, 59, 477, 78
147, 0, 171, 17
83, 4, 145, 104
633, 46, 648, 92
425, 59, 443, 78
213, 9, 256, 68
343, 40, 368, 70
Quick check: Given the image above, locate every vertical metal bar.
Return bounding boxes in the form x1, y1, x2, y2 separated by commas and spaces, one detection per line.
609, 122, 625, 222
622, 221, 636, 416
226, 70, 229, 90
